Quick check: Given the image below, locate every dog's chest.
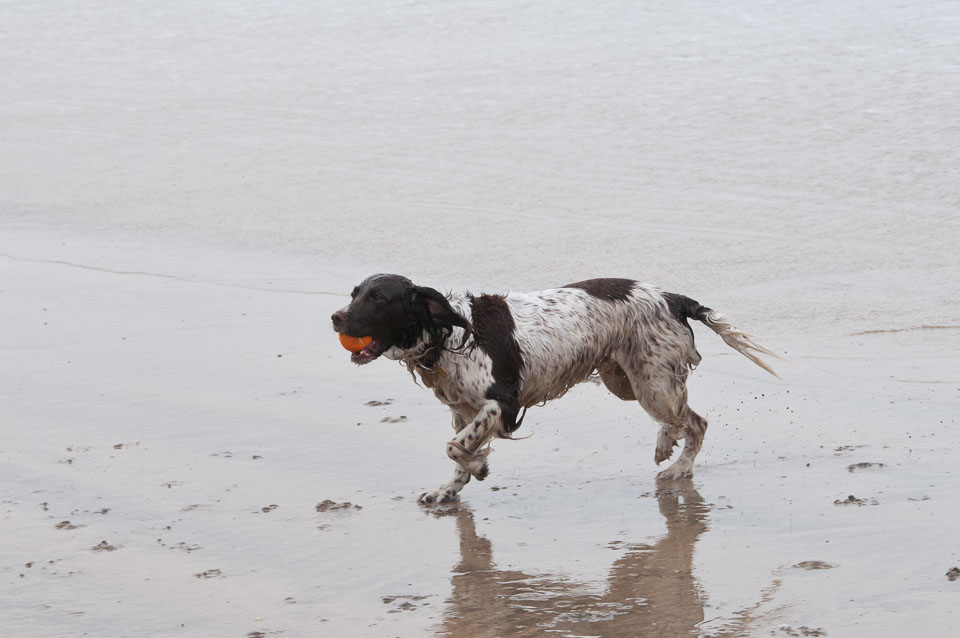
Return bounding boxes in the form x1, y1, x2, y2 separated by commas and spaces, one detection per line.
415, 351, 494, 410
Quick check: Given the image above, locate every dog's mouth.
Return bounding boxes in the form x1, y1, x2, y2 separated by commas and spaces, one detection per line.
351, 338, 382, 365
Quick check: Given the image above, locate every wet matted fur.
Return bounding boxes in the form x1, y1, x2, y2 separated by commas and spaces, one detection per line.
331, 274, 779, 504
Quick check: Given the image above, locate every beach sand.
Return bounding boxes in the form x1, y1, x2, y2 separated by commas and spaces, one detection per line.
2, 1, 959, 636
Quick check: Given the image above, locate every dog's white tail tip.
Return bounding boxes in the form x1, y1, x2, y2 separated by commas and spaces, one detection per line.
702, 312, 784, 379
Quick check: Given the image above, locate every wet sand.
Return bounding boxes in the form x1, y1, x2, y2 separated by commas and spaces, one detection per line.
2, 228, 958, 637
2, 1, 960, 636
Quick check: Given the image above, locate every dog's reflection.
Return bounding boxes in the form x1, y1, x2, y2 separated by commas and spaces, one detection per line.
437, 481, 709, 637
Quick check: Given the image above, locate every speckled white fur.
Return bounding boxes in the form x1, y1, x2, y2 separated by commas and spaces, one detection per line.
396, 282, 781, 505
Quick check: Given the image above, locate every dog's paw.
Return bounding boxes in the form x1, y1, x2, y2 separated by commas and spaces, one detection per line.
418, 489, 460, 505
473, 461, 489, 481
654, 443, 677, 465
657, 465, 693, 480
654, 431, 678, 465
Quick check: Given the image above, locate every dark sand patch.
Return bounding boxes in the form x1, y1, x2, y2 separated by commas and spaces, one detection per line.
793, 561, 836, 570
382, 594, 432, 613
316, 500, 362, 512
848, 462, 885, 472
834, 495, 878, 506
194, 569, 223, 579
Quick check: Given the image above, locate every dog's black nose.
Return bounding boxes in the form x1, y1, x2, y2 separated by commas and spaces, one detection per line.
331, 310, 346, 330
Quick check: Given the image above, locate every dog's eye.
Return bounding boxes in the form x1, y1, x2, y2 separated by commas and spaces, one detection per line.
370, 290, 386, 302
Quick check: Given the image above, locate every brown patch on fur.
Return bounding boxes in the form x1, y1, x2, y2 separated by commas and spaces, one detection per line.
565, 278, 636, 302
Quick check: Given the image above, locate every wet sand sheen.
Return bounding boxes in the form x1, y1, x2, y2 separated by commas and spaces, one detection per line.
2, 231, 957, 637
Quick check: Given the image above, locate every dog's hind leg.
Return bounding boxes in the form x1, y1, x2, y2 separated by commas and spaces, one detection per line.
599, 358, 688, 465
655, 407, 708, 480
654, 424, 679, 465
418, 405, 495, 505
619, 357, 708, 480
599, 359, 683, 463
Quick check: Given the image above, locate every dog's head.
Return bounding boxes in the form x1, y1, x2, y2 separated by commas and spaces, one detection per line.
331, 274, 471, 365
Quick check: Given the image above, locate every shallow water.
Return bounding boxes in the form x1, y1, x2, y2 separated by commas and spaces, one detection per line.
2, 1, 959, 636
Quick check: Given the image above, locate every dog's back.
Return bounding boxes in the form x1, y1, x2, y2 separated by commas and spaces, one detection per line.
503, 283, 692, 407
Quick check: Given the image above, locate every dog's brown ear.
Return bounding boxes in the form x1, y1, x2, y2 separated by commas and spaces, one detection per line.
412, 286, 472, 347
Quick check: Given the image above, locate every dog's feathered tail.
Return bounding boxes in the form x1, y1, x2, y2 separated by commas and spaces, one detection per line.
664, 293, 783, 379
700, 311, 783, 379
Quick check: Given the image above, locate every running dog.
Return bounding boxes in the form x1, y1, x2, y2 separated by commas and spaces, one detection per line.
331, 274, 779, 504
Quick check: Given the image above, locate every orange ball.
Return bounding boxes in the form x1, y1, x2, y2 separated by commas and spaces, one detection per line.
338, 333, 373, 353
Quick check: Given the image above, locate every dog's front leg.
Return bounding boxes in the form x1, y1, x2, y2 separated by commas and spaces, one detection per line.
418, 401, 502, 505
445, 401, 502, 480
417, 466, 471, 505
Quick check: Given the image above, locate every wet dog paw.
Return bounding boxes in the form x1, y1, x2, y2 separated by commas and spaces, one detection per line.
418, 489, 460, 505
654, 434, 678, 465
654, 441, 677, 465
473, 462, 489, 481
657, 465, 693, 480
